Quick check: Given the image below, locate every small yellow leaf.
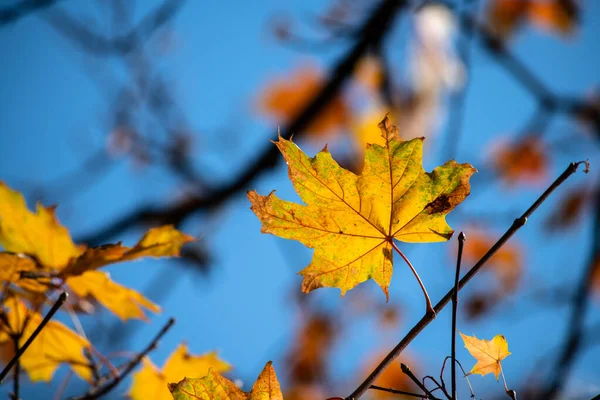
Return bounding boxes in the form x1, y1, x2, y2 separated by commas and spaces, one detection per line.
248, 116, 475, 299
66, 271, 160, 321
0, 297, 92, 382
62, 225, 195, 277
0, 182, 83, 269
460, 333, 511, 380
129, 343, 230, 400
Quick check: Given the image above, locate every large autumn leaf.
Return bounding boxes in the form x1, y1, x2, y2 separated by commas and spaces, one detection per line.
0, 297, 92, 382
129, 343, 230, 400
168, 361, 282, 400
460, 333, 511, 380
248, 117, 475, 299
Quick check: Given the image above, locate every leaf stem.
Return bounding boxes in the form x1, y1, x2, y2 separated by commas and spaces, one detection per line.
391, 241, 435, 316
345, 161, 587, 400
0, 292, 68, 383
500, 365, 517, 400
452, 232, 466, 400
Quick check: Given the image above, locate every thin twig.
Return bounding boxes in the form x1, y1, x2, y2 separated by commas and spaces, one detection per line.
423, 375, 450, 399
451, 232, 465, 400
370, 385, 427, 398
0, 292, 68, 383
345, 161, 588, 400
441, 357, 475, 399
401, 363, 442, 400
392, 241, 435, 315
69, 317, 175, 400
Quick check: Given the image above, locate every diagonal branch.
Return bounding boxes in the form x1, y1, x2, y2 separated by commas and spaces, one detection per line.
77, 0, 408, 246
345, 161, 588, 400
0, 0, 61, 26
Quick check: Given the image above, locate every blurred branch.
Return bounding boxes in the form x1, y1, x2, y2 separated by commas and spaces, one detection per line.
444, 0, 480, 160
77, 0, 408, 246
463, 16, 600, 139
45, 0, 186, 55
0, 0, 60, 26
538, 187, 600, 399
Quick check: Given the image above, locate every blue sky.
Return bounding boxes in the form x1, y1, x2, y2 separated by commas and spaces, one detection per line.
1, 0, 599, 399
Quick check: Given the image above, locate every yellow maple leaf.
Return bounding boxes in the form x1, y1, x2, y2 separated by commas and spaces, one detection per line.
460, 333, 511, 380
0, 182, 83, 269
248, 116, 475, 299
0, 297, 92, 382
61, 225, 195, 277
168, 361, 282, 400
66, 271, 160, 321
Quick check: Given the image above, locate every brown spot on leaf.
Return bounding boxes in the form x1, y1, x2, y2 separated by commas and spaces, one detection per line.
425, 194, 451, 214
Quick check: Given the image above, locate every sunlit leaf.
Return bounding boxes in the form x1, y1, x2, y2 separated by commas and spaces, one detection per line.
248, 116, 475, 299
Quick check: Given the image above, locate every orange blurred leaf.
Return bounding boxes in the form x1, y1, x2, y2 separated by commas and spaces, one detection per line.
462, 231, 522, 293
491, 137, 548, 185
545, 185, 590, 231
129, 343, 230, 400
286, 313, 336, 384
248, 117, 475, 299
258, 64, 349, 137
487, 0, 579, 38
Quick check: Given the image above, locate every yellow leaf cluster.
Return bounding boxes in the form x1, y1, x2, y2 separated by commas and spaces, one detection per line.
0, 182, 194, 382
